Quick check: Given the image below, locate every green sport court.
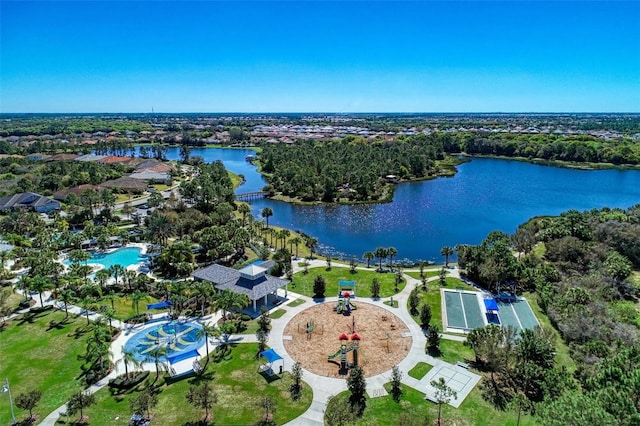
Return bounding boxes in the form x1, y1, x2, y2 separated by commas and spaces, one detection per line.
442, 289, 539, 333
442, 289, 486, 332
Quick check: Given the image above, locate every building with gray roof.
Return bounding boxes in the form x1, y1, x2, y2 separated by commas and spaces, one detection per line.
192, 261, 288, 311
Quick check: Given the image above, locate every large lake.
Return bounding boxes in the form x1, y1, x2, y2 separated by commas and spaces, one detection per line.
162, 147, 640, 263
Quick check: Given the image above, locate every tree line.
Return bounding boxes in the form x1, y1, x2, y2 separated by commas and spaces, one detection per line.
456, 205, 640, 424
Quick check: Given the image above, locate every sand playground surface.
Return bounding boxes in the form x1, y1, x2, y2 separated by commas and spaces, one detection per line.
282, 301, 413, 378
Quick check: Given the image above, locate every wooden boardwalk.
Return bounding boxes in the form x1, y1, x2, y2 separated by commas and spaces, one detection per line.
236, 191, 267, 201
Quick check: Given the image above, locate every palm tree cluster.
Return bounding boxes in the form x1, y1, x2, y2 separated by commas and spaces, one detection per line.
364, 247, 398, 272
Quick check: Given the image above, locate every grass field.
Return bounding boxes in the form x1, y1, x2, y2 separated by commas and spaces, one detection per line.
408, 277, 471, 332
326, 381, 539, 426
405, 269, 447, 280
291, 266, 405, 299
0, 310, 91, 425
407, 362, 433, 380
287, 298, 306, 308
63, 344, 312, 426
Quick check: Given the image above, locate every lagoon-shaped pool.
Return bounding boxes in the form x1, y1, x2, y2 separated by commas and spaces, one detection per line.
124, 321, 205, 363
64, 247, 145, 270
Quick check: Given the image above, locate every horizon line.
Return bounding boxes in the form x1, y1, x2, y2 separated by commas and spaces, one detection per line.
1, 111, 639, 115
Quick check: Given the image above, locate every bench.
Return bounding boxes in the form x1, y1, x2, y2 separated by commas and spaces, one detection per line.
456, 361, 469, 369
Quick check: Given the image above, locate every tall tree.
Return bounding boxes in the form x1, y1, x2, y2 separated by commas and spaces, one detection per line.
15, 389, 42, 421
67, 391, 96, 422
431, 377, 457, 425
440, 246, 454, 267
363, 251, 374, 268
387, 247, 397, 270
374, 247, 388, 272
186, 382, 217, 422
347, 366, 367, 416
261, 207, 273, 228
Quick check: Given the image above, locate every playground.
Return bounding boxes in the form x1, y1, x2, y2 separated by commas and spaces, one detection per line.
282, 301, 412, 378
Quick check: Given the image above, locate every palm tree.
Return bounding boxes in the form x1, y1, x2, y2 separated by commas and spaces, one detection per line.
238, 203, 251, 226
280, 229, 291, 250
191, 281, 213, 317
363, 251, 374, 268
124, 269, 138, 291
441, 246, 454, 267
94, 269, 110, 291
374, 247, 388, 272
118, 347, 142, 379
130, 290, 149, 316
261, 207, 273, 229
147, 345, 168, 381
387, 247, 397, 270
102, 306, 116, 330
108, 264, 126, 288
30, 275, 52, 307
290, 236, 302, 259
194, 323, 220, 368
213, 289, 249, 322
305, 237, 318, 260
59, 289, 76, 318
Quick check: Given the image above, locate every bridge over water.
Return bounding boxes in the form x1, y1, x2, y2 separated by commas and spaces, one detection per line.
236, 191, 267, 201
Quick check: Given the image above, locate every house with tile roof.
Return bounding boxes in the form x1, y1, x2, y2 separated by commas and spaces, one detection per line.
192, 261, 289, 312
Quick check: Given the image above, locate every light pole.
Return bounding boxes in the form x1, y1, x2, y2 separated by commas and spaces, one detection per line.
1, 378, 17, 425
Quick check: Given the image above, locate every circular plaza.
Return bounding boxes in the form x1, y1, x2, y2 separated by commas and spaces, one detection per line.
282, 301, 412, 378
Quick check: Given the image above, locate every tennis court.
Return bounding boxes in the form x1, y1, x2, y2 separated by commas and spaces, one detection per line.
442, 289, 486, 332
496, 299, 539, 331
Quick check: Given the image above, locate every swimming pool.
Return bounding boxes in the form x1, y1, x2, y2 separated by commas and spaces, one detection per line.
65, 247, 145, 270
124, 321, 205, 363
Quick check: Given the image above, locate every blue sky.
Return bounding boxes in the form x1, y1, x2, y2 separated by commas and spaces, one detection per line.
1, 1, 639, 113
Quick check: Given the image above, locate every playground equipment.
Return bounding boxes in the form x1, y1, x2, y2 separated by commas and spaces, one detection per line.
338, 281, 356, 298
328, 332, 362, 373
297, 317, 323, 340
335, 297, 357, 315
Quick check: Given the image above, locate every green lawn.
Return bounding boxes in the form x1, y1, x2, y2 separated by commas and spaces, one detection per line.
0, 310, 91, 425
270, 308, 286, 319
68, 343, 312, 426
326, 381, 539, 425
287, 298, 306, 307
107, 294, 164, 321
407, 362, 433, 380
291, 266, 405, 299
432, 339, 475, 365
406, 269, 447, 280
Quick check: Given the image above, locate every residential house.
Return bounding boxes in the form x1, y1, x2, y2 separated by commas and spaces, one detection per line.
0, 192, 61, 213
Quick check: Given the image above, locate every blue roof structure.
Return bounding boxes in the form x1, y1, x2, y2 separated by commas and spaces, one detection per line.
260, 349, 283, 363
147, 301, 172, 310
484, 299, 499, 311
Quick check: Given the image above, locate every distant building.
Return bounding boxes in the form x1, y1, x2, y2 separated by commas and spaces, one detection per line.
0, 192, 61, 213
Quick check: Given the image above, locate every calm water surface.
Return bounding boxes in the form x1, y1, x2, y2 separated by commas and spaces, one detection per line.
162, 147, 640, 263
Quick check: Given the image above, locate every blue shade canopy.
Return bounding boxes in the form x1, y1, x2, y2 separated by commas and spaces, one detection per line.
484, 299, 499, 311
167, 350, 200, 365
260, 349, 283, 363
147, 301, 172, 310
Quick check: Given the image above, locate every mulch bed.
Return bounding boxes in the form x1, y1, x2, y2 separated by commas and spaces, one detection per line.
282, 301, 412, 378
